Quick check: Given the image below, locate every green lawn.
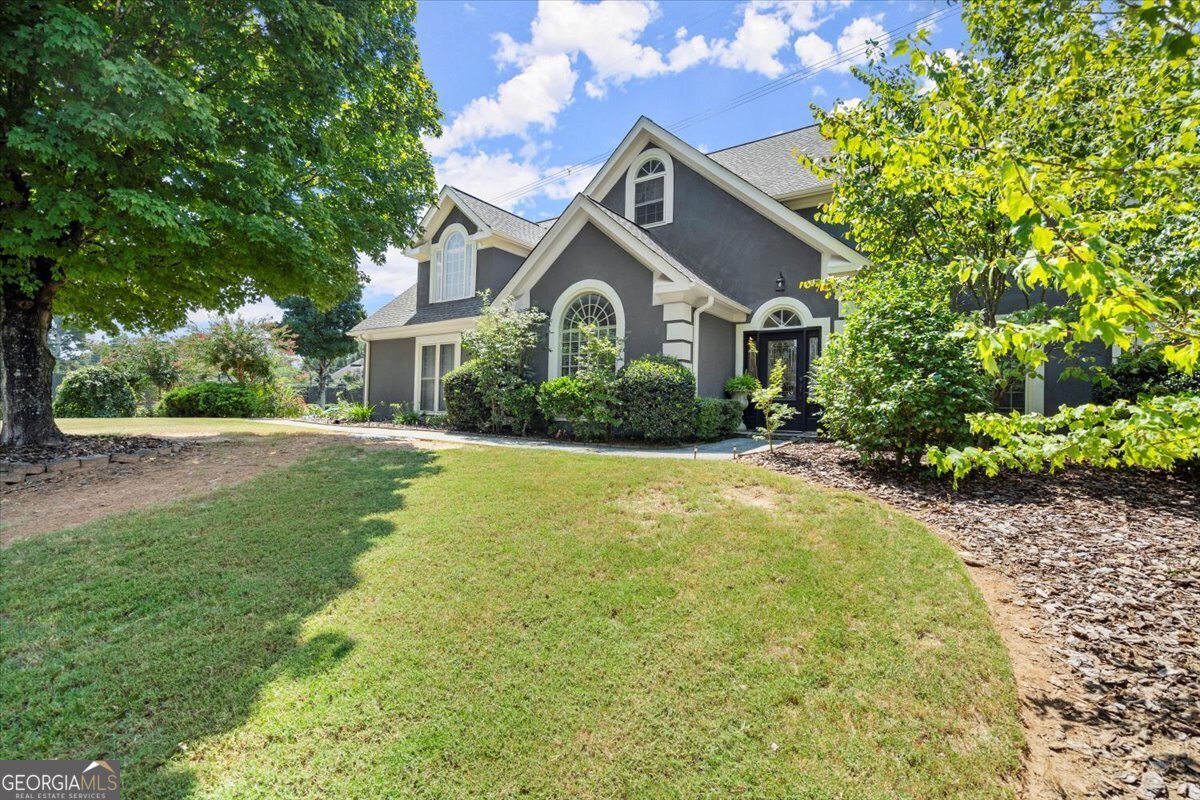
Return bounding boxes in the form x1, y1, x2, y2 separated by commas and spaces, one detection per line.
0, 442, 1022, 798
57, 417, 311, 437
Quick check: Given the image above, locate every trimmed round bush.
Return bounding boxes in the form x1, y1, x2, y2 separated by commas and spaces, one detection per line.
537, 376, 586, 427
159, 381, 263, 417
442, 359, 489, 431
616, 354, 697, 442
695, 397, 743, 440
53, 366, 137, 418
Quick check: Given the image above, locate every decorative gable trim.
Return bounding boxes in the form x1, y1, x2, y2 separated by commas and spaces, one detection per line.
583, 117, 866, 271
405, 186, 534, 259
496, 195, 750, 323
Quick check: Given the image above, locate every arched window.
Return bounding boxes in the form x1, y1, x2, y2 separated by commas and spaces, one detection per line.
430, 224, 475, 303
624, 149, 673, 227
560, 292, 618, 376
762, 309, 802, 328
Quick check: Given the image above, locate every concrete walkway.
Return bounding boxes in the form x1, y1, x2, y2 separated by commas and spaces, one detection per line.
256, 418, 771, 460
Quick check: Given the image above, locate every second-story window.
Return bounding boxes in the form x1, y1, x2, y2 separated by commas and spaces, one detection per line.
430, 224, 475, 303
633, 159, 666, 225
625, 149, 673, 227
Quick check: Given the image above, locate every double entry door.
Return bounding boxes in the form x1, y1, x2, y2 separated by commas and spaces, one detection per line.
744, 328, 821, 432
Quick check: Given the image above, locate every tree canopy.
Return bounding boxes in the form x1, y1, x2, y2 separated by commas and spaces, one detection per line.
0, 1, 440, 444
808, 0, 1200, 477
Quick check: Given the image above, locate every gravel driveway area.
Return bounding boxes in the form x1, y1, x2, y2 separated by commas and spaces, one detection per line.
749, 441, 1199, 799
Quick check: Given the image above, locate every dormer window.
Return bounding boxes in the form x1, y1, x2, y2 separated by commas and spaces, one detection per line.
624, 149, 673, 227
429, 223, 476, 303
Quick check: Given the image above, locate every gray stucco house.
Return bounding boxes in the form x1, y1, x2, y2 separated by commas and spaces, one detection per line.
352, 116, 1095, 431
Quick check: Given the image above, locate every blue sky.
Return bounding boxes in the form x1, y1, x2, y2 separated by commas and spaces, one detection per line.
227, 0, 968, 321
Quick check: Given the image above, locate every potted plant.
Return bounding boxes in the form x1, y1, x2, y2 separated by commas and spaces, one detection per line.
724, 373, 759, 409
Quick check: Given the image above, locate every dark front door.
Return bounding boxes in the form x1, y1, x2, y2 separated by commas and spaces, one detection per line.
745, 327, 821, 432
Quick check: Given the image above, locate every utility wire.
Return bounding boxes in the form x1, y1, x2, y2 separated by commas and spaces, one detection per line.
484, 5, 955, 207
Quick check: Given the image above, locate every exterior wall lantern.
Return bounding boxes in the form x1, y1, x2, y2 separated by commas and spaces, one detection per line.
775, 271, 786, 292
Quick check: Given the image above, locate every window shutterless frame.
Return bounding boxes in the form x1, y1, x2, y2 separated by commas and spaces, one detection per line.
412, 334, 461, 413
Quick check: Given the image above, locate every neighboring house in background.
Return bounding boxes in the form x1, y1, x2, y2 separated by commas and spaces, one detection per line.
352, 116, 1101, 431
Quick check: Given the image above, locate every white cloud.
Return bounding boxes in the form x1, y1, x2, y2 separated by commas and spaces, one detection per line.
710, 6, 794, 78
428, 54, 577, 157
188, 298, 282, 326
435, 150, 544, 210
794, 14, 890, 74
360, 249, 418, 299
541, 162, 601, 201
761, 0, 851, 33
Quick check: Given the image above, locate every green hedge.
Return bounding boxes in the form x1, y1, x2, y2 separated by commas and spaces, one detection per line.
695, 397, 743, 440
159, 382, 263, 417
53, 366, 137, 418
616, 355, 696, 442
442, 360, 489, 431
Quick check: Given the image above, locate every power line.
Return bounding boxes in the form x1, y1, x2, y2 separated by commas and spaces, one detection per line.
484, 5, 955, 207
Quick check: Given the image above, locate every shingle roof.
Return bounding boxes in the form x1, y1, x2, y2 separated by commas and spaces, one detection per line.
451, 188, 548, 248
349, 284, 485, 334
707, 125, 832, 198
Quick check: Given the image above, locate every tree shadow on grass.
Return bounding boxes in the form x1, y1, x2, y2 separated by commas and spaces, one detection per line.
0, 443, 440, 799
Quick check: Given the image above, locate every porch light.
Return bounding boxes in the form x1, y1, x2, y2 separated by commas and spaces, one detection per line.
775, 271, 786, 292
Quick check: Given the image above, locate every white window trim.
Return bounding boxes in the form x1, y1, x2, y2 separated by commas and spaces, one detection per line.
734, 298, 832, 376
428, 223, 477, 304
548, 279, 626, 380
412, 334, 461, 414
624, 148, 673, 228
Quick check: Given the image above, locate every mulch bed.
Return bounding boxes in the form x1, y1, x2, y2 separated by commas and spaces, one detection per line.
748, 440, 1199, 798
0, 435, 174, 465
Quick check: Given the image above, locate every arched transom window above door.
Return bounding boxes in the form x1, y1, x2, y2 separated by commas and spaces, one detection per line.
762, 309, 802, 329
624, 149, 674, 227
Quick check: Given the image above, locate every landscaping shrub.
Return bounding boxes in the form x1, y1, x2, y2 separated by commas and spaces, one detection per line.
159, 381, 263, 417
1093, 346, 1200, 404
694, 397, 743, 440
811, 296, 991, 468
538, 376, 587, 427
616, 355, 696, 442
723, 373, 759, 396
388, 402, 421, 425
53, 366, 137, 418
460, 293, 547, 433
442, 359, 489, 431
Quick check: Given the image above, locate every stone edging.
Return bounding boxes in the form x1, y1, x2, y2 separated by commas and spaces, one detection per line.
1, 443, 184, 488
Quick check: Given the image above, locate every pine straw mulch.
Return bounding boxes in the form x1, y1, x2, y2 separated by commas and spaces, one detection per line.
747, 440, 1199, 799
1, 435, 175, 465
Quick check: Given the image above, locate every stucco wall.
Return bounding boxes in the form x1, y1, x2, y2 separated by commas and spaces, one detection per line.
697, 314, 735, 396
366, 337, 415, 417
477, 247, 524, 299
429, 206, 478, 241
526, 222, 666, 383
600, 147, 838, 323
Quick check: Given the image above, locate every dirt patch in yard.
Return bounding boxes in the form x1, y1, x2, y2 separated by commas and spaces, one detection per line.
0, 435, 439, 546
748, 440, 1200, 800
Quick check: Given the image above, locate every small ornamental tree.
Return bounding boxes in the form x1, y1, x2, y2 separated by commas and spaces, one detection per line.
106, 335, 180, 410
751, 359, 797, 453
279, 291, 366, 406
459, 293, 547, 433
0, 1, 440, 445
201, 318, 277, 386
572, 325, 623, 440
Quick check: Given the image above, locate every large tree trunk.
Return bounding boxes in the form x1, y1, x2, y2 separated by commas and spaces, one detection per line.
1, 278, 63, 446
